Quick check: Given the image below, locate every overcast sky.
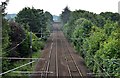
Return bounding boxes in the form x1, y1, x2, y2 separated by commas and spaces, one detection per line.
1, 0, 120, 15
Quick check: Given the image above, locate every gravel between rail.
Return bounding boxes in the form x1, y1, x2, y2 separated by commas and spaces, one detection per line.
31, 22, 93, 78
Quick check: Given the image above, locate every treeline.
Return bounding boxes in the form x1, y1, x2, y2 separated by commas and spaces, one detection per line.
2, 1, 53, 73
61, 7, 120, 77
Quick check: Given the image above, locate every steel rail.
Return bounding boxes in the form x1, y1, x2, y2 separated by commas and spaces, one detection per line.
60, 34, 72, 78
65, 39, 84, 78
61, 31, 83, 78
39, 33, 54, 78
56, 30, 59, 77
45, 42, 53, 77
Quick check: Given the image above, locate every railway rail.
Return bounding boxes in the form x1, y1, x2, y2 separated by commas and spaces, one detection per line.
32, 23, 92, 78
60, 31, 83, 78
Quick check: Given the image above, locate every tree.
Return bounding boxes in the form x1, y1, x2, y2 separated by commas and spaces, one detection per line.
62, 8, 120, 77
61, 6, 71, 25
15, 7, 52, 38
1, 0, 10, 56
15, 7, 46, 33
72, 18, 93, 57
100, 12, 120, 22
1, 0, 9, 16
7, 22, 26, 57
45, 11, 53, 22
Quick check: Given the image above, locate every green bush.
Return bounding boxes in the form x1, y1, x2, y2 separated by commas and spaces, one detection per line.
61, 9, 120, 77
71, 18, 93, 57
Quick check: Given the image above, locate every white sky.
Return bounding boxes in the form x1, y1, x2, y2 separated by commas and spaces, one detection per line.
1, 0, 120, 15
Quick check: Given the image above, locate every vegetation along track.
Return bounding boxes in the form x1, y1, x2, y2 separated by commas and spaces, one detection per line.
31, 22, 92, 78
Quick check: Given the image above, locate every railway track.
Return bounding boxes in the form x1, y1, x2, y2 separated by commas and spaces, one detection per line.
32, 23, 92, 78
38, 30, 59, 78
60, 31, 83, 78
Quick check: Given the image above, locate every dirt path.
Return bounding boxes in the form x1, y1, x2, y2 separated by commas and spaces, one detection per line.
31, 22, 93, 78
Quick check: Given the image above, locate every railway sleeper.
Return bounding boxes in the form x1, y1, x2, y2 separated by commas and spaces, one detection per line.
69, 66, 78, 72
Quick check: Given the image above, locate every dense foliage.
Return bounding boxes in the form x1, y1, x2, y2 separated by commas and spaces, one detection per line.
1, 1, 53, 76
15, 7, 52, 38
61, 6, 71, 25
61, 8, 120, 77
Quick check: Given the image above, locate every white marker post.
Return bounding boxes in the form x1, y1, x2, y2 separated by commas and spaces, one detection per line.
118, 1, 120, 14
118, 1, 120, 26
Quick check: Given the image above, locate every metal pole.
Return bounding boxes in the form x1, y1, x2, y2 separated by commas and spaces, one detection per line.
41, 28, 42, 38
30, 32, 32, 66
0, 5, 2, 78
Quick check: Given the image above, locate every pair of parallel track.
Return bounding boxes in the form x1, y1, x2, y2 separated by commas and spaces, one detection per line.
60, 31, 83, 78
35, 28, 83, 78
